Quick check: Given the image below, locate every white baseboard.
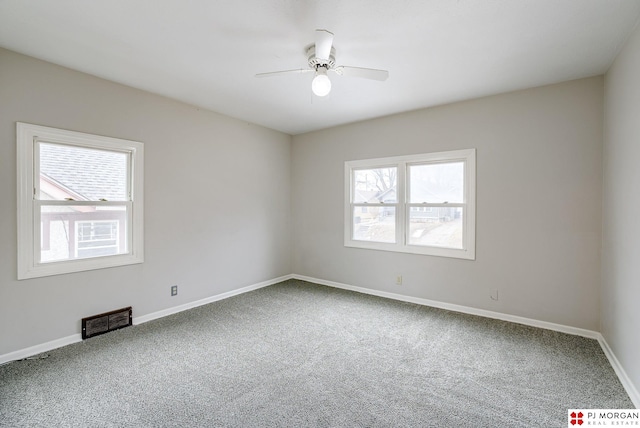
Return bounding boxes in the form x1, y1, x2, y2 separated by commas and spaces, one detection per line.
597, 336, 640, 408
0, 274, 293, 366
292, 274, 639, 408
0, 333, 82, 366
134, 274, 293, 325
292, 274, 600, 339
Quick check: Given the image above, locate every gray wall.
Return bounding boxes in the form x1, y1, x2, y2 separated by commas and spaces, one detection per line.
292, 77, 604, 331
603, 22, 640, 398
0, 48, 292, 355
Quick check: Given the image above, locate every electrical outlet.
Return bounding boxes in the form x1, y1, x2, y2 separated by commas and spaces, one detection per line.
396, 275, 402, 285
171, 285, 178, 296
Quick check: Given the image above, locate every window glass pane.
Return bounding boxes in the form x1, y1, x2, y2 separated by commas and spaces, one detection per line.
353, 167, 397, 203
39, 143, 128, 201
352, 206, 396, 243
409, 162, 464, 203
408, 207, 463, 249
77, 220, 120, 258
40, 205, 128, 263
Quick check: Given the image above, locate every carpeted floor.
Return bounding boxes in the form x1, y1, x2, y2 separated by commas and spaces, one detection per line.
0, 279, 633, 427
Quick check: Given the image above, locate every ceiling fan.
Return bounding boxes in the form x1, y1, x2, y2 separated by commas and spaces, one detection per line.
256, 29, 389, 97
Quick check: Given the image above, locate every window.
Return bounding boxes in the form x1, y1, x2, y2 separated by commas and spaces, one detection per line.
17, 123, 144, 279
344, 149, 475, 259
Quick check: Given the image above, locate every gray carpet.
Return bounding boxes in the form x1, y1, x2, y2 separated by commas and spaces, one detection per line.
0, 279, 633, 427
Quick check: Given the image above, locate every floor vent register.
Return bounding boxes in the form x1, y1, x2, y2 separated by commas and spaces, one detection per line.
81, 306, 132, 339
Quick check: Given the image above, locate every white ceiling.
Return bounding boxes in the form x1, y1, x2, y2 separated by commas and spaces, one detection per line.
1, 1, 639, 135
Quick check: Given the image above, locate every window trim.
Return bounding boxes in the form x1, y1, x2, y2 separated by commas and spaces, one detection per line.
17, 123, 144, 279
344, 149, 476, 260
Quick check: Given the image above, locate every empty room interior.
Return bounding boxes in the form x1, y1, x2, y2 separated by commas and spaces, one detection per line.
1, 0, 640, 426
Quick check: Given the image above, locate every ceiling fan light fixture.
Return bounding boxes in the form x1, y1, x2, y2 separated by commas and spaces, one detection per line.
312, 66, 331, 96
255, 30, 389, 97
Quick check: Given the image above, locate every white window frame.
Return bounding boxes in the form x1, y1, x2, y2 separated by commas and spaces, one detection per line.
17, 123, 144, 279
344, 149, 476, 260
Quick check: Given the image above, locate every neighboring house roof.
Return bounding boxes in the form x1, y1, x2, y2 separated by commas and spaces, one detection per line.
354, 189, 381, 203
39, 143, 127, 201
377, 187, 396, 202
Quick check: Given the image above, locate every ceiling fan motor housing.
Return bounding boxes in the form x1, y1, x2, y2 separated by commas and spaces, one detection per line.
307, 45, 336, 70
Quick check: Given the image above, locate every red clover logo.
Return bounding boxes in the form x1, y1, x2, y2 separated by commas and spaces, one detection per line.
570, 411, 584, 425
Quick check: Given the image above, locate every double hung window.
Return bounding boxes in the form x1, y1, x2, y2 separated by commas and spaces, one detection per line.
345, 149, 475, 259
17, 123, 144, 279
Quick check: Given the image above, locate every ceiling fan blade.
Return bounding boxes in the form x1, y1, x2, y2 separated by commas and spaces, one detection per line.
315, 29, 334, 61
255, 69, 313, 78
334, 66, 389, 81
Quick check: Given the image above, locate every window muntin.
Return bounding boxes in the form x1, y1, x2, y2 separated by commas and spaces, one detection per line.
345, 149, 475, 260
17, 123, 144, 279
